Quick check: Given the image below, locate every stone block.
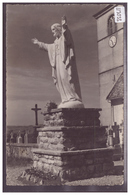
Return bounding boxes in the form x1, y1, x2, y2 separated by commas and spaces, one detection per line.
87, 165, 95, 174
42, 163, 51, 173
40, 137, 48, 143
52, 166, 61, 176
38, 132, 43, 137
41, 157, 48, 164
44, 155, 49, 159
47, 159, 54, 165
104, 155, 114, 163
49, 138, 59, 145
54, 159, 64, 166
46, 132, 54, 138
42, 143, 50, 149
94, 157, 104, 164
42, 132, 47, 137
54, 156, 62, 161
71, 155, 78, 161
85, 159, 93, 165
33, 154, 39, 161
37, 161, 43, 171
33, 161, 38, 168
55, 131, 63, 138
95, 164, 103, 174
103, 162, 114, 173
80, 166, 87, 177
56, 144, 67, 151
47, 155, 54, 160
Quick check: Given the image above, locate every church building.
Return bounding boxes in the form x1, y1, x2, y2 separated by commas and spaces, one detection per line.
94, 4, 126, 152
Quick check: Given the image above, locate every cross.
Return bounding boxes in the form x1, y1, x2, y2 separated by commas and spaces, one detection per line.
31, 104, 41, 125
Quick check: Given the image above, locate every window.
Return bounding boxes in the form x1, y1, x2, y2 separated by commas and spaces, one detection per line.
108, 15, 117, 35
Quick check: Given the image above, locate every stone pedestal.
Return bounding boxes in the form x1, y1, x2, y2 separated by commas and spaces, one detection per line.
42, 108, 101, 127
32, 148, 114, 182
22, 108, 114, 183
36, 126, 107, 151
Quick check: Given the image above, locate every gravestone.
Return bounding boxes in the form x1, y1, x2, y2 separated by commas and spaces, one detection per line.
24, 132, 28, 144
112, 122, 120, 145
10, 132, 14, 143
17, 132, 22, 144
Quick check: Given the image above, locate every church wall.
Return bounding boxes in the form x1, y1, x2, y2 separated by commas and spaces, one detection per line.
113, 104, 123, 125
99, 66, 123, 126
95, 5, 124, 126
98, 29, 124, 74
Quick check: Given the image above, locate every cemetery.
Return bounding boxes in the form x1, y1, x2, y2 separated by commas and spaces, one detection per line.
6, 104, 124, 185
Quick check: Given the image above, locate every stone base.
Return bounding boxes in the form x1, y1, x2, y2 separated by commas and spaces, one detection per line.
37, 126, 107, 151
22, 108, 114, 184
28, 147, 114, 182
42, 108, 101, 127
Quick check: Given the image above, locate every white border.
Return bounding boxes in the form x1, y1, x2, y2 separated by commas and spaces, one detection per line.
1, 0, 129, 194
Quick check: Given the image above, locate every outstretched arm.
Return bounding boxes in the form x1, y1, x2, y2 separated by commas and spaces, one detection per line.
31, 38, 48, 51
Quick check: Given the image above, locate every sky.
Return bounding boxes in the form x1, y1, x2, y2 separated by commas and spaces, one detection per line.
6, 3, 107, 126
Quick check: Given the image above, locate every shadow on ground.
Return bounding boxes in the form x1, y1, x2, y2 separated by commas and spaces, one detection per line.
7, 157, 33, 167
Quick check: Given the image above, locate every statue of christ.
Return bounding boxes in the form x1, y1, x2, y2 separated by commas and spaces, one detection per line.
32, 16, 84, 108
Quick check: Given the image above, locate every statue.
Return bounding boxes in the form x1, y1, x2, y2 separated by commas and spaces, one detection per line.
32, 16, 84, 108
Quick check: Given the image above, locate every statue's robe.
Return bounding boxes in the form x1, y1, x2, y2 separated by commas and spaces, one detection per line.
39, 26, 82, 104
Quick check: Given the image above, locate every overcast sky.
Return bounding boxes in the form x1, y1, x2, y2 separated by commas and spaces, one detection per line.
6, 3, 107, 126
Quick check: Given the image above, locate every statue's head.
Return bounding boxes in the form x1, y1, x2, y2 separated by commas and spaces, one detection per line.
51, 23, 62, 38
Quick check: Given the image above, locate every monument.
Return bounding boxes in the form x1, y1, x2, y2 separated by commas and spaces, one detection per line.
32, 16, 84, 109
21, 16, 114, 184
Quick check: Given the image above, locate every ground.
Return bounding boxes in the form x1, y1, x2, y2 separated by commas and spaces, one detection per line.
5, 158, 124, 187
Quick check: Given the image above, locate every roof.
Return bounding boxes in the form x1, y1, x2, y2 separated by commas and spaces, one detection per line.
106, 72, 124, 101
93, 4, 116, 19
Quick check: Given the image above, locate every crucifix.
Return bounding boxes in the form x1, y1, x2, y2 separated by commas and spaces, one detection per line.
31, 104, 41, 125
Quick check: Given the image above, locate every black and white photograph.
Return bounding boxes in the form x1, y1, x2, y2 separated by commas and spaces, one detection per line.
3, 2, 127, 192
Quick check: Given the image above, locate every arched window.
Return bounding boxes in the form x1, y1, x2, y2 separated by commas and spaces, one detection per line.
108, 15, 117, 35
